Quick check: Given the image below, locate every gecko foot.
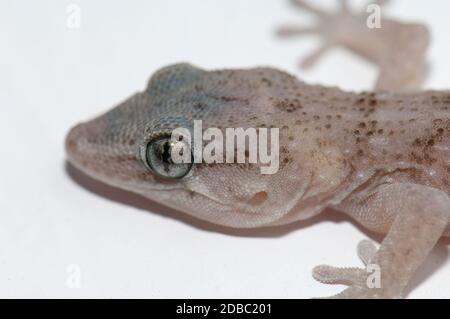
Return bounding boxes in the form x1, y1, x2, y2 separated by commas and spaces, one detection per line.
312, 239, 388, 299
277, 0, 390, 69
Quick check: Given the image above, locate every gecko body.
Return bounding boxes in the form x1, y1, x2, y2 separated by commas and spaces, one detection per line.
66, 0, 450, 298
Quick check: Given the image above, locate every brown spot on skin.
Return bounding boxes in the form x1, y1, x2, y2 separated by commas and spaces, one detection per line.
194, 102, 207, 110
357, 149, 364, 156
410, 152, 423, 164
358, 122, 366, 129
274, 98, 303, 112
325, 124, 332, 129
210, 95, 249, 104
413, 138, 421, 146
423, 153, 437, 164
261, 78, 272, 86
355, 98, 365, 105
228, 96, 249, 104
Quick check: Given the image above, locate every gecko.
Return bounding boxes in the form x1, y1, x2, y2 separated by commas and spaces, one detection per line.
65, 0, 450, 298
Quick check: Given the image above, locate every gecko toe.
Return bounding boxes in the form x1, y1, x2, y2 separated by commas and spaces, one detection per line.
312, 265, 366, 285
357, 240, 378, 265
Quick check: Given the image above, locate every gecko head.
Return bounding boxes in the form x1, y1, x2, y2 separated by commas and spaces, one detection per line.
66, 63, 315, 228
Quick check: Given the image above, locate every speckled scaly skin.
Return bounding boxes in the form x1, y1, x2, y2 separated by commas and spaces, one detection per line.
66, 1, 449, 298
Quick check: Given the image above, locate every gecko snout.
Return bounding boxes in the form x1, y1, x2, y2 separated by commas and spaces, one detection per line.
65, 114, 142, 183
66, 121, 96, 168
65, 119, 108, 171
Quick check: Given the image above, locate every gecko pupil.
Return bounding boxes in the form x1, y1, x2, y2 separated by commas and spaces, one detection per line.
145, 136, 193, 179
159, 141, 172, 172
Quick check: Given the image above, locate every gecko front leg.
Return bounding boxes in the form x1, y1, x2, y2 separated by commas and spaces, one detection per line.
277, 0, 430, 91
277, 0, 369, 69
315, 183, 450, 299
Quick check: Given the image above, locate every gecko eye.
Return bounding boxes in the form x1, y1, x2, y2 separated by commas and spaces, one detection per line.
145, 136, 193, 179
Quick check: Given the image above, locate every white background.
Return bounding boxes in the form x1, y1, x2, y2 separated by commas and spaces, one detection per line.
1, 0, 449, 298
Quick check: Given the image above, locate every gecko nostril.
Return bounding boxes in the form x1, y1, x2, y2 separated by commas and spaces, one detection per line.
248, 191, 268, 206
65, 123, 89, 160
65, 124, 82, 155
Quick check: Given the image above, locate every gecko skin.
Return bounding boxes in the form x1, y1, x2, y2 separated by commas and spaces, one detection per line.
66, 0, 450, 298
